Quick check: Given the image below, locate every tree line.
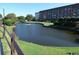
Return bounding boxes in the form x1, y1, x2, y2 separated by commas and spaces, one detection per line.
0, 13, 36, 26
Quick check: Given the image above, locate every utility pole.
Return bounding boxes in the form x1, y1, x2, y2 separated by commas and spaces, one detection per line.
2, 8, 5, 38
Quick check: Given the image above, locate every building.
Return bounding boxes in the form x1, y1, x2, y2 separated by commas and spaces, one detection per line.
35, 3, 79, 21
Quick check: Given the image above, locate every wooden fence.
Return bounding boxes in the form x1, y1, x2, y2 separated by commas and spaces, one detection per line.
0, 25, 24, 55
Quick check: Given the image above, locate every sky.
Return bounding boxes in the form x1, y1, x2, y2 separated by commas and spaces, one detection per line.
0, 3, 74, 16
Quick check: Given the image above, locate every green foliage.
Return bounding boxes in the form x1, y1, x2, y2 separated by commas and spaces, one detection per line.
32, 17, 36, 21
25, 14, 34, 21
5, 13, 16, 19
74, 38, 79, 43
17, 16, 25, 23
3, 13, 17, 26
4, 19, 16, 26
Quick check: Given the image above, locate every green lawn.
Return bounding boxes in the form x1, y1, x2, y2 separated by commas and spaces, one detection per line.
1, 38, 10, 55
0, 27, 10, 55
0, 26, 79, 55
16, 37, 79, 55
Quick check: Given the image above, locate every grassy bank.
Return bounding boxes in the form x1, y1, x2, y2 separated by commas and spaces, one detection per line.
0, 27, 11, 55
16, 37, 79, 55
1, 38, 10, 55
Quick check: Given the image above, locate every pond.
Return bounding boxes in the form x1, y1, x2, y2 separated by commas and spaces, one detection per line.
15, 23, 79, 47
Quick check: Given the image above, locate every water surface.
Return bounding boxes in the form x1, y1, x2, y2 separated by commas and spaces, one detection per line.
15, 24, 79, 47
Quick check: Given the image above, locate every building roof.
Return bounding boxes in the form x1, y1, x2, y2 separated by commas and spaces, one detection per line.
39, 3, 79, 12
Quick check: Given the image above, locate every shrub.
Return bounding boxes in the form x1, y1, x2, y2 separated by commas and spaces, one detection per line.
4, 19, 16, 26
74, 38, 79, 43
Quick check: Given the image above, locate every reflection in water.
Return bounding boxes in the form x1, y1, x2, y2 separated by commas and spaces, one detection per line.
15, 24, 79, 47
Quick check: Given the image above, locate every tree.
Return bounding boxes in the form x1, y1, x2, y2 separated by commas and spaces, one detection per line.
17, 16, 25, 23
4, 19, 16, 26
5, 13, 16, 19
4, 13, 17, 26
0, 14, 2, 19
25, 14, 34, 21
32, 17, 36, 21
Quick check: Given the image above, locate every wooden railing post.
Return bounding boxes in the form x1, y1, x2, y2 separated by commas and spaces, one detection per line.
11, 26, 16, 55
